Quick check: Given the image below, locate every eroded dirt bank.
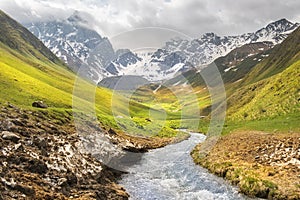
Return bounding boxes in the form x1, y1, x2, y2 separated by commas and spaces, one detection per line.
191, 131, 300, 200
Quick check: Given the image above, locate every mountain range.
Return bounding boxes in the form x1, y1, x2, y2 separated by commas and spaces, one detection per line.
25, 13, 299, 83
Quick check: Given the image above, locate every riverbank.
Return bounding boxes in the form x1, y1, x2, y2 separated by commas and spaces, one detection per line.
191, 131, 300, 199
0, 103, 187, 199
119, 132, 247, 200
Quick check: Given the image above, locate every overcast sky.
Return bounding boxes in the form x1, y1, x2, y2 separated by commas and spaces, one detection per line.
0, 0, 299, 43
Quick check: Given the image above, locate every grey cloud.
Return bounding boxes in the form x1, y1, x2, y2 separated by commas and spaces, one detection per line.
0, 0, 299, 39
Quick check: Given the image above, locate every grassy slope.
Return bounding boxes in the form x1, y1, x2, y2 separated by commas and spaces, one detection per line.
191, 28, 300, 199
227, 60, 300, 121
0, 9, 187, 139
0, 10, 62, 65
222, 27, 300, 134
0, 40, 185, 137
127, 83, 211, 133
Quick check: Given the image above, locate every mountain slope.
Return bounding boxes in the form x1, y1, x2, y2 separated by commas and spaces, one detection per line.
0, 10, 153, 129
108, 19, 299, 82
164, 26, 300, 126
0, 11, 63, 65
26, 18, 115, 81
0, 11, 103, 112
226, 27, 300, 120
25, 12, 142, 82
240, 27, 300, 85
165, 41, 273, 88
0, 9, 187, 139
147, 18, 299, 72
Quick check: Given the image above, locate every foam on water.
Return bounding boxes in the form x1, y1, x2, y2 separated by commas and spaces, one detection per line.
119, 133, 254, 200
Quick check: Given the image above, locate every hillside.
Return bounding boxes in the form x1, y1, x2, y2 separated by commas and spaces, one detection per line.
165, 41, 273, 87
0, 10, 188, 200
226, 27, 300, 121
165, 27, 300, 124
0, 11, 62, 65
191, 27, 300, 199
0, 9, 184, 135
240, 26, 300, 84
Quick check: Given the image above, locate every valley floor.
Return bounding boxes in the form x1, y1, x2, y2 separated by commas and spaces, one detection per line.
191, 131, 300, 200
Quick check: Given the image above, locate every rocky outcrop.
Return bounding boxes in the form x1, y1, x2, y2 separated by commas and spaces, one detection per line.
0, 104, 129, 199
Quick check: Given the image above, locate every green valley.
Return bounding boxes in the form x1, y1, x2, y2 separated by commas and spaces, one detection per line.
0, 4, 299, 200
0, 10, 189, 140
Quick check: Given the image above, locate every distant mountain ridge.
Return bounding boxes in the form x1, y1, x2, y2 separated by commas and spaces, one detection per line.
25, 15, 299, 82
145, 18, 299, 72
110, 18, 298, 81
165, 41, 275, 88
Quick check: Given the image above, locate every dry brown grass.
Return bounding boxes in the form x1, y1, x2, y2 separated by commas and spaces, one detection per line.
192, 131, 300, 199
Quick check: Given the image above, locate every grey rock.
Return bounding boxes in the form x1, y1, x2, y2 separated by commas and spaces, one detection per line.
2, 131, 20, 143
32, 101, 48, 108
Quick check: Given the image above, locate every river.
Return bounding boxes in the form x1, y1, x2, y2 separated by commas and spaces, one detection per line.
119, 132, 255, 200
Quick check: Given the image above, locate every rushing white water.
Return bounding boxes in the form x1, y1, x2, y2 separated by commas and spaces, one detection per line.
119, 132, 255, 200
